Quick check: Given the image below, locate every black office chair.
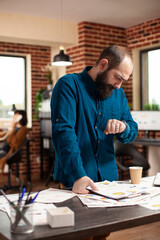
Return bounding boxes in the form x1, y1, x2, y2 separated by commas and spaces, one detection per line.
114, 140, 150, 180
46, 144, 55, 186
1, 138, 31, 192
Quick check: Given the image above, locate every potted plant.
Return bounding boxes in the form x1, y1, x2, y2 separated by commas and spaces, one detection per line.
33, 89, 45, 120
42, 64, 53, 90
47, 70, 53, 90
144, 100, 160, 111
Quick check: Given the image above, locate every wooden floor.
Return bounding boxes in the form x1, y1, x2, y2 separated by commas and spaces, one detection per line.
108, 222, 160, 240
0, 173, 160, 240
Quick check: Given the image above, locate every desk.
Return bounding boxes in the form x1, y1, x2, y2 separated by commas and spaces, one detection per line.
131, 138, 160, 162
0, 196, 160, 240
133, 138, 160, 146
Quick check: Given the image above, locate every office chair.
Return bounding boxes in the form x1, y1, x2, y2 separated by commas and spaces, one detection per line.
114, 140, 150, 180
46, 144, 55, 186
1, 138, 31, 192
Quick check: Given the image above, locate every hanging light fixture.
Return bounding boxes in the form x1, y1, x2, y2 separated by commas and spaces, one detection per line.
52, 0, 72, 67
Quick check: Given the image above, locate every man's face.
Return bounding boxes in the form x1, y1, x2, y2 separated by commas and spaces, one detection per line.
95, 56, 133, 99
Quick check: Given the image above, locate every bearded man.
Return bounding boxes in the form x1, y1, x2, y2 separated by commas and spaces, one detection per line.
51, 45, 138, 194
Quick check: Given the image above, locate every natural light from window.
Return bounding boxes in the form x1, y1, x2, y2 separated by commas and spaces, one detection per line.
148, 49, 160, 105
0, 55, 25, 119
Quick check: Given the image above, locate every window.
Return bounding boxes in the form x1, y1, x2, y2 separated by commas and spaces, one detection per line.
0, 55, 26, 118
140, 47, 160, 110
0, 53, 32, 128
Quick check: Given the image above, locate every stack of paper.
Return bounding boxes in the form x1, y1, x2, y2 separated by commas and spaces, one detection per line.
78, 179, 160, 209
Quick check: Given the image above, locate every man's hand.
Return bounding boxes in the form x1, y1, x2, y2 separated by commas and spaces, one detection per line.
72, 176, 98, 194
104, 119, 126, 135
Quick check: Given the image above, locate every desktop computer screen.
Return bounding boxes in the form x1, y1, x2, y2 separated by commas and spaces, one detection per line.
131, 111, 160, 131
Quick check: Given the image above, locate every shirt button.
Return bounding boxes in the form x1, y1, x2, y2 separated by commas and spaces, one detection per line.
98, 140, 100, 144
95, 126, 97, 129
99, 112, 101, 115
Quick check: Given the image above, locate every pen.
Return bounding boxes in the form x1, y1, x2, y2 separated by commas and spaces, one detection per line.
14, 190, 40, 228
25, 184, 33, 205
14, 194, 33, 229
0, 189, 32, 228
15, 186, 26, 226
30, 190, 40, 203
18, 180, 23, 201
127, 192, 149, 199
27, 196, 32, 204
0, 189, 18, 209
18, 187, 26, 204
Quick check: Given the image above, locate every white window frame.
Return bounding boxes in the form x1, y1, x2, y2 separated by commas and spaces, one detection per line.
0, 52, 32, 128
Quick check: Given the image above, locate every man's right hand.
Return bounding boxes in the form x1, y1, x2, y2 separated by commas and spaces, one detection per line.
72, 176, 98, 194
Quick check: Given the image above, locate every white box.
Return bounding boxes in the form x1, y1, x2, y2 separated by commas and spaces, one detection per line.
47, 207, 75, 228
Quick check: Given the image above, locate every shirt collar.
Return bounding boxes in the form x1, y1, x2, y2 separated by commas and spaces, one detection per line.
81, 66, 97, 91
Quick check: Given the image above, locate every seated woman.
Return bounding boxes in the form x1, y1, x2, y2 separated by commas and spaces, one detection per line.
0, 110, 28, 172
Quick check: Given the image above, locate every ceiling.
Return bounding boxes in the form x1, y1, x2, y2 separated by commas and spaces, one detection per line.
0, 0, 160, 28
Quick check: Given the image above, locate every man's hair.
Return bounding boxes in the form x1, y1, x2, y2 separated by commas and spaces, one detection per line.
95, 45, 132, 70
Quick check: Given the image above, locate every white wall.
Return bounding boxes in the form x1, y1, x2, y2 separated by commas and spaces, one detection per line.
0, 12, 78, 48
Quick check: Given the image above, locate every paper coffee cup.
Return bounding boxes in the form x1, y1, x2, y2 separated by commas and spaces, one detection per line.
129, 166, 143, 184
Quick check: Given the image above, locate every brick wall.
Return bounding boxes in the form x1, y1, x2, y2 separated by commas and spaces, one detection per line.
127, 18, 160, 49
68, 21, 127, 70
0, 42, 51, 181
66, 21, 133, 103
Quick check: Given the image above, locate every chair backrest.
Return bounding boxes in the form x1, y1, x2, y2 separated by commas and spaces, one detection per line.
114, 140, 137, 157
114, 140, 150, 170
6, 139, 29, 165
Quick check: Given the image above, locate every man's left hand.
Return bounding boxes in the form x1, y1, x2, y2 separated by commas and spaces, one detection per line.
104, 119, 126, 135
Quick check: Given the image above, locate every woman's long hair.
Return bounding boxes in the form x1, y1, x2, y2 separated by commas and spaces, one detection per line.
14, 110, 28, 126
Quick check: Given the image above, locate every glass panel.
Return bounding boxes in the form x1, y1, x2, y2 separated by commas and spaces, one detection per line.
148, 49, 160, 105
0, 55, 25, 119
141, 48, 160, 110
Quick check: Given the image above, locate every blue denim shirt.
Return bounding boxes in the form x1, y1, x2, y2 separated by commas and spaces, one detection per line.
51, 67, 138, 187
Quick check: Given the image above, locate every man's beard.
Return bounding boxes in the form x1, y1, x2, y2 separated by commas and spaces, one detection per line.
95, 70, 115, 99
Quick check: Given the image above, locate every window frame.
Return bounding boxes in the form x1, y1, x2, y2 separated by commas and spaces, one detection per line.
140, 46, 160, 110
0, 52, 32, 128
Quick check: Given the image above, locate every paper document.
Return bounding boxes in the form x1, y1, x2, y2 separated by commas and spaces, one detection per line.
79, 179, 160, 208
86, 180, 149, 200
31, 188, 76, 203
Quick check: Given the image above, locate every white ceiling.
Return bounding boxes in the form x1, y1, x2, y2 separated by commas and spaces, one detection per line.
0, 0, 160, 28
